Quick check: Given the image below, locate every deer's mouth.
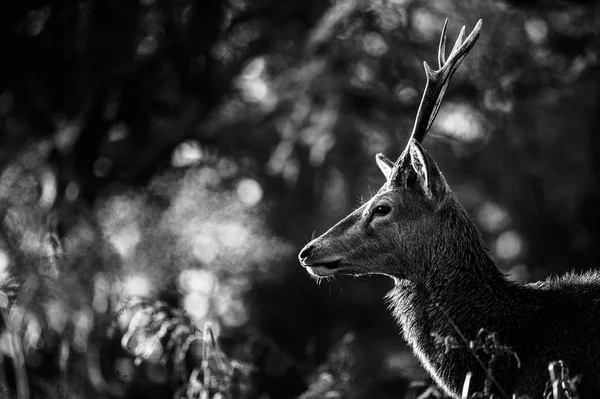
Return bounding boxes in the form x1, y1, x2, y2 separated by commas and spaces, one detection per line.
304, 259, 343, 277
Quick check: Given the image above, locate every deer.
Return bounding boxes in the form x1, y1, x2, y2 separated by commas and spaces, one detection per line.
298, 19, 600, 398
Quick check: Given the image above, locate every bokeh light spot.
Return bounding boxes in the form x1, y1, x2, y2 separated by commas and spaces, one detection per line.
525, 18, 548, 44
110, 224, 141, 258
483, 89, 514, 114
137, 36, 158, 57
27, 7, 51, 36
218, 222, 248, 249
495, 231, 522, 261
172, 140, 203, 167
25, 319, 43, 350
411, 8, 438, 39
93, 274, 111, 313
39, 170, 57, 209
217, 158, 238, 178
376, 8, 406, 31
476, 202, 509, 233
242, 80, 269, 103
192, 233, 219, 264
395, 85, 419, 105
219, 299, 249, 327
363, 32, 388, 56
178, 269, 218, 295
45, 300, 68, 333
352, 62, 373, 84
236, 178, 263, 206
435, 103, 485, 142
123, 275, 152, 298
0, 250, 9, 275
65, 181, 80, 202
244, 57, 264, 77
108, 122, 129, 142
183, 292, 210, 321
239, 57, 273, 104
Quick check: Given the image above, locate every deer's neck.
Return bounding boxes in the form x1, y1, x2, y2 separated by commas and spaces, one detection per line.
387, 205, 532, 396
388, 252, 516, 346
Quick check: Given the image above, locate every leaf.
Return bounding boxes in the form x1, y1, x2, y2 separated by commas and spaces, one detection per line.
0, 291, 9, 309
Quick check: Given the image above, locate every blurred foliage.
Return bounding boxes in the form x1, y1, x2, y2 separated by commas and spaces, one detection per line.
0, 0, 599, 397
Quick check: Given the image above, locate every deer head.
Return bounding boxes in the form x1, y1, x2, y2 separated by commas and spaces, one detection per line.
299, 20, 482, 280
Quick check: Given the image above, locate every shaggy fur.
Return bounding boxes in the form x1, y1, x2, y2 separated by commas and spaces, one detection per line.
386, 200, 600, 397
299, 141, 600, 398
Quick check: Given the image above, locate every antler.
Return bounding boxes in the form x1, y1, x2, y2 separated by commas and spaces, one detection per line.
407, 19, 482, 145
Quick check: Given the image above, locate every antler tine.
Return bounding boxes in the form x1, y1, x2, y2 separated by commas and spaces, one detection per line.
403, 19, 482, 149
437, 20, 448, 69
450, 26, 466, 57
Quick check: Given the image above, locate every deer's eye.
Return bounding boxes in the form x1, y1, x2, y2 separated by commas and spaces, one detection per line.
373, 204, 392, 216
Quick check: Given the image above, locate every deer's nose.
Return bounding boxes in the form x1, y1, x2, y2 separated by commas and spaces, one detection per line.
298, 244, 315, 261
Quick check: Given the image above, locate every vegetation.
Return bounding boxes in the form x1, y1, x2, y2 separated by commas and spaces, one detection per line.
0, 0, 599, 397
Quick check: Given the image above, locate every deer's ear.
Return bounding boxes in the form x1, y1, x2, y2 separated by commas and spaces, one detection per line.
408, 141, 432, 198
376, 153, 394, 180
406, 139, 445, 200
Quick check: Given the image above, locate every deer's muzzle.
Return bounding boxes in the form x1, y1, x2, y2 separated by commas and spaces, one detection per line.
298, 242, 344, 276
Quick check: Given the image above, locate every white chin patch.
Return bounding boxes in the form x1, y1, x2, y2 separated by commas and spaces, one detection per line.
306, 266, 337, 277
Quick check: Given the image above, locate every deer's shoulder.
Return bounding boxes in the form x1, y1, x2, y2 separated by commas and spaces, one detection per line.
528, 270, 600, 293
525, 270, 600, 318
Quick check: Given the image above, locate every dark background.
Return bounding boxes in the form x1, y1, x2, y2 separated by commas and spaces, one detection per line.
0, 0, 599, 397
